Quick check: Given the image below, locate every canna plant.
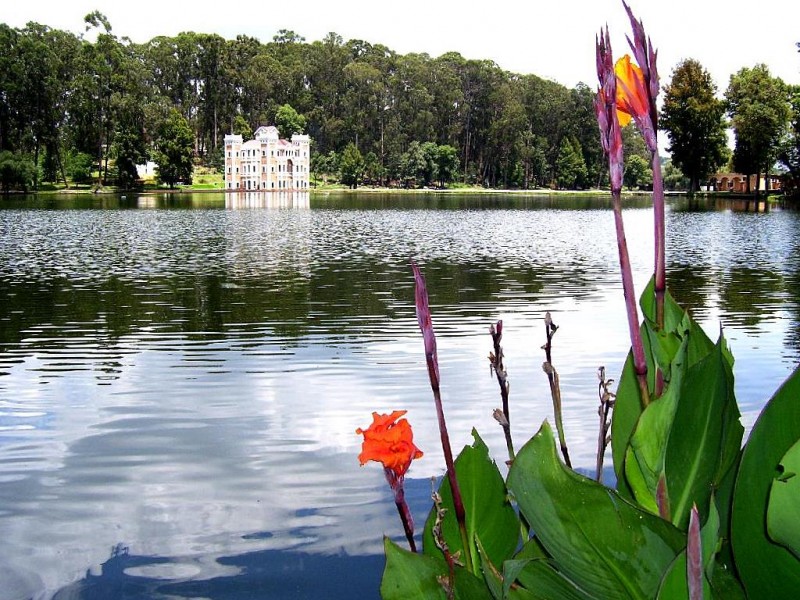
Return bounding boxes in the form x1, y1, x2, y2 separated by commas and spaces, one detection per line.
362, 2, 800, 598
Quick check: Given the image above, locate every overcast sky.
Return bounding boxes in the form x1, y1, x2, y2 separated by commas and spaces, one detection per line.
3, 0, 799, 92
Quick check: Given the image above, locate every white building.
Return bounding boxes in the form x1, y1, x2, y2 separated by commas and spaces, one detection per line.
224, 125, 310, 191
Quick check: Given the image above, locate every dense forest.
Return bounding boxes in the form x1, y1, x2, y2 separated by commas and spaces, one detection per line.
1, 12, 682, 191
5, 12, 797, 192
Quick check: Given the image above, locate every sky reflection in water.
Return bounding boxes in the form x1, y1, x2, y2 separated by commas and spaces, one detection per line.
0, 192, 798, 599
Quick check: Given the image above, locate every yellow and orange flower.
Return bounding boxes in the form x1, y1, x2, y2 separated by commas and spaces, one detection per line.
356, 410, 423, 477
614, 54, 649, 127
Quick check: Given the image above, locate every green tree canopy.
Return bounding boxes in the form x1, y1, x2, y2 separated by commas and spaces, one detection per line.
555, 137, 588, 189
725, 64, 791, 193
435, 144, 459, 188
778, 85, 800, 195
153, 109, 194, 188
624, 154, 652, 190
1, 19, 621, 190
660, 58, 729, 193
0, 150, 35, 192
232, 115, 252, 140
274, 103, 306, 137
339, 142, 363, 188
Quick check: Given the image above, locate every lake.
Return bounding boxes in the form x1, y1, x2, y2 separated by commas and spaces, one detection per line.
0, 191, 798, 599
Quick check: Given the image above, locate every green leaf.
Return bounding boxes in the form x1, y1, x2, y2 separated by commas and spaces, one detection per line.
642, 319, 682, 391
639, 277, 685, 333
423, 429, 519, 571
381, 537, 493, 600
732, 365, 800, 598
624, 337, 687, 513
476, 537, 540, 600
701, 496, 720, 579
612, 351, 642, 498
710, 447, 740, 570
665, 338, 743, 529
709, 564, 746, 600
655, 551, 713, 600
508, 540, 592, 600
767, 439, 800, 560
614, 283, 715, 500
508, 422, 685, 599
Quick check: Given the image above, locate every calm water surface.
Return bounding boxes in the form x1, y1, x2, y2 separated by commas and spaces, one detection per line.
0, 191, 798, 599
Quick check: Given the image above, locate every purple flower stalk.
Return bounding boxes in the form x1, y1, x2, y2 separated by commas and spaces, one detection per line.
384, 467, 417, 553
595, 26, 650, 407
623, 0, 666, 325
411, 261, 473, 569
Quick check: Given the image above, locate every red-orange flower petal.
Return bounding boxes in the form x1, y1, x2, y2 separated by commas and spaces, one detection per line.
356, 411, 423, 477
614, 55, 648, 126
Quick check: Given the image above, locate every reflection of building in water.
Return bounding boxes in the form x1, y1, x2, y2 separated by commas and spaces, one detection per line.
225, 191, 310, 209
224, 126, 310, 191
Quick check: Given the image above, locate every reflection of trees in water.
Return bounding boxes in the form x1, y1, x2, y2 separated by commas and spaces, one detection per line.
310, 192, 653, 212
0, 259, 593, 336
779, 270, 800, 356
667, 264, 717, 318
669, 263, 787, 331
669, 197, 772, 214
717, 267, 786, 330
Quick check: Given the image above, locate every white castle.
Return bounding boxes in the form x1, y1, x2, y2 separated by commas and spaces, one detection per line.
224, 125, 310, 191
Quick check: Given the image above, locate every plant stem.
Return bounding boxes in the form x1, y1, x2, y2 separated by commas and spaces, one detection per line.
543, 313, 572, 467
411, 262, 473, 572
595, 366, 615, 482
611, 190, 650, 408
652, 149, 666, 330
489, 321, 515, 462
391, 478, 417, 553
430, 384, 472, 568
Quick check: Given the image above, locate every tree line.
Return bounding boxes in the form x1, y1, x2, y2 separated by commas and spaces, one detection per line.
0, 12, 797, 193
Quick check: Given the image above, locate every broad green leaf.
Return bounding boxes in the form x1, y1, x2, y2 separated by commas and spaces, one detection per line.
732, 365, 800, 598
624, 337, 686, 513
510, 539, 593, 600
639, 277, 685, 333
423, 429, 519, 571
709, 565, 746, 600
655, 552, 713, 600
665, 338, 743, 529
710, 447, 740, 570
642, 319, 682, 391
701, 496, 720, 578
476, 537, 538, 600
612, 351, 642, 497
513, 560, 592, 600
623, 446, 660, 514
767, 439, 800, 560
508, 422, 685, 599
613, 283, 715, 499
381, 537, 492, 600
679, 311, 717, 369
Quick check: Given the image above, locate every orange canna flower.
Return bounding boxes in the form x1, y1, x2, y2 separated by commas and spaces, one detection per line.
356, 410, 423, 478
614, 54, 649, 127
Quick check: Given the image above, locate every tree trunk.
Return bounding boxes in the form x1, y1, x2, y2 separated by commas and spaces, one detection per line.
33, 142, 40, 191
56, 147, 69, 189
